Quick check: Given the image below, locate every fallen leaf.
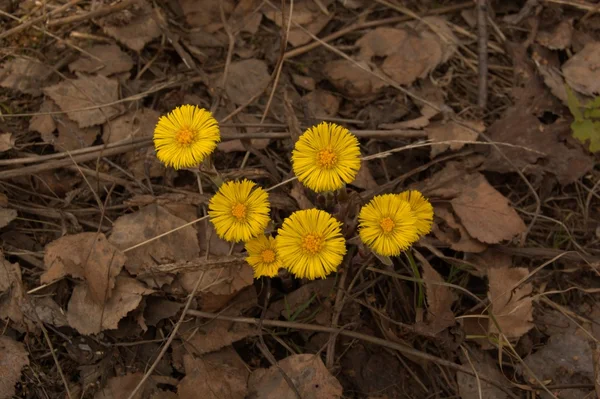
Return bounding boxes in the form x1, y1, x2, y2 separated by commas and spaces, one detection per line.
94, 372, 158, 399
0, 207, 16, 229
269, 278, 335, 320
0, 133, 14, 152
536, 19, 573, 50
431, 205, 487, 253
563, 42, 600, 96
67, 276, 153, 335
290, 182, 314, 210
180, 288, 257, 355
292, 73, 315, 91
97, 1, 161, 51
108, 204, 200, 275
179, 0, 235, 29
225, 59, 271, 105
450, 173, 526, 244
464, 248, 513, 278
262, 0, 333, 46
301, 90, 340, 118
324, 59, 387, 97
23, 296, 68, 328
457, 348, 510, 399
0, 336, 29, 399
417, 253, 456, 334
0, 256, 34, 331
43, 75, 122, 128
69, 44, 134, 76
230, 0, 263, 34
42, 233, 126, 303
487, 266, 533, 340
247, 354, 343, 399
177, 261, 254, 312
350, 161, 377, 190
178, 348, 249, 399
0, 56, 47, 95
427, 120, 484, 158
218, 113, 270, 153
143, 297, 182, 326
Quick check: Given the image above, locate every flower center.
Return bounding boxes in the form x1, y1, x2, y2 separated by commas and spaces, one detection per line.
316, 148, 338, 169
175, 127, 195, 145
261, 249, 276, 263
231, 202, 247, 220
302, 234, 324, 254
379, 217, 395, 233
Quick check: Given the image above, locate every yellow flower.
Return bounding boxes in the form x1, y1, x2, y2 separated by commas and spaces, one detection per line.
292, 122, 361, 193
397, 190, 433, 237
208, 180, 270, 243
245, 235, 282, 278
358, 194, 419, 256
276, 209, 346, 280
153, 105, 220, 169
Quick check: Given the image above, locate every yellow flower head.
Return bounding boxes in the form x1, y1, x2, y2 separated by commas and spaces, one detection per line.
153, 105, 220, 169
245, 235, 283, 278
292, 122, 361, 193
276, 209, 346, 280
358, 194, 419, 256
208, 179, 270, 243
397, 190, 433, 237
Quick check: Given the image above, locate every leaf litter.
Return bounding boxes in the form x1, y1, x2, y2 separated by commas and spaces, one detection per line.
0, 0, 599, 398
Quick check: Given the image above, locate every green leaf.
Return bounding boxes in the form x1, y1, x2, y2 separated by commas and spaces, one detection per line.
571, 119, 600, 152
566, 85, 584, 122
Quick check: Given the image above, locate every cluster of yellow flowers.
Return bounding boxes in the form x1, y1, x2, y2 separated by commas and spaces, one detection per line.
153, 105, 434, 280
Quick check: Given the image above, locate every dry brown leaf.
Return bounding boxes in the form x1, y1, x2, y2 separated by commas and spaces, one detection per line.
417, 253, 456, 334
177, 261, 254, 312
290, 182, 314, 210
247, 354, 343, 399
563, 42, 600, 96
0, 133, 14, 152
0, 336, 29, 399
457, 349, 510, 399
218, 113, 270, 153
536, 20, 573, 50
431, 205, 487, 253
229, 0, 263, 34
24, 296, 68, 328
301, 90, 340, 118
67, 276, 153, 335
357, 27, 411, 60
43, 75, 122, 128
464, 248, 512, 278
351, 161, 377, 190
69, 44, 134, 76
179, 0, 235, 29
269, 278, 335, 320
29, 99, 57, 137
225, 59, 271, 105
487, 266, 533, 340
450, 173, 526, 244
109, 204, 200, 275
42, 233, 126, 303
143, 297, 182, 326
178, 348, 249, 399
427, 120, 484, 158
0, 56, 47, 95
324, 59, 387, 97
0, 256, 34, 331
262, 0, 333, 46
180, 288, 257, 355
97, 1, 161, 51
292, 73, 315, 91
94, 372, 157, 399
0, 207, 16, 229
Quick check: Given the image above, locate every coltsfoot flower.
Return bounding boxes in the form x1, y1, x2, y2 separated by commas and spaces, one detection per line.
292, 122, 361, 193
358, 194, 419, 256
245, 235, 283, 278
397, 190, 433, 238
153, 105, 220, 169
208, 180, 270, 243
276, 209, 346, 280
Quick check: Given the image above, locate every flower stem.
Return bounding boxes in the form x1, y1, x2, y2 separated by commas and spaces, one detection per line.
405, 249, 424, 310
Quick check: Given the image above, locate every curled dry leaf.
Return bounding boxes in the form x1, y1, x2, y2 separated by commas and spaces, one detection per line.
0, 207, 16, 229
0, 336, 29, 399
0, 256, 34, 331
301, 90, 340, 118
225, 59, 271, 105
42, 232, 126, 303
416, 252, 457, 334
43, 75, 123, 128
427, 120, 484, 158
0, 56, 47, 95
67, 276, 154, 335
109, 204, 200, 275
69, 44, 134, 76
143, 297, 183, 326
323, 59, 387, 97
536, 19, 573, 50
0, 132, 14, 152
563, 42, 600, 96
178, 348, 249, 399
487, 266, 533, 340
97, 0, 161, 52
94, 372, 158, 399
431, 205, 487, 253
262, 0, 333, 46
247, 354, 343, 399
